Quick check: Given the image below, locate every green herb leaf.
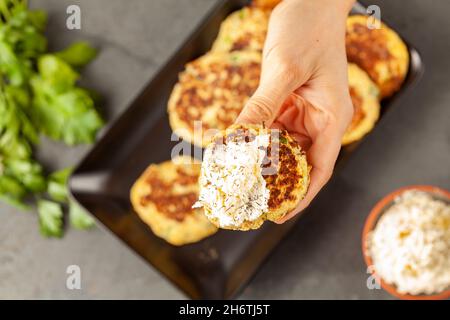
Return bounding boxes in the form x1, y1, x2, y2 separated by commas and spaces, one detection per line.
47, 167, 72, 202
69, 200, 95, 230
38, 199, 63, 237
0, 173, 29, 209
0, 0, 102, 237
2, 157, 46, 192
55, 41, 98, 68
37, 54, 79, 90
0, 4, 47, 85
0, 84, 37, 159
27, 10, 48, 31
0, 41, 33, 86
30, 55, 103, 145
0, 129, 32, 159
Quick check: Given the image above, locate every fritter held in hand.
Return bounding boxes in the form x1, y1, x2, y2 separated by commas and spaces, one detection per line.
194, 124, 310, 231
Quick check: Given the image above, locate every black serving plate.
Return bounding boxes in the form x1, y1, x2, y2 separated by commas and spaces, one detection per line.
69, 0, 424, 299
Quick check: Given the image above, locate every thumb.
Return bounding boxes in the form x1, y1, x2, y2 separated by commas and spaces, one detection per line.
236, 70, 301, 126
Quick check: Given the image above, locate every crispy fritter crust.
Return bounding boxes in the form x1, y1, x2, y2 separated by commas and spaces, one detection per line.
346, 15, 409, 98
342, 63, 381, 145
130, 156, 217, 245
212, 7, 270, 52
168, 51, 261, 147
201, 124, 310, 231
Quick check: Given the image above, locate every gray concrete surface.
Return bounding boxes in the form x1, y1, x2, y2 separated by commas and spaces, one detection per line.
0, 0, 449, 299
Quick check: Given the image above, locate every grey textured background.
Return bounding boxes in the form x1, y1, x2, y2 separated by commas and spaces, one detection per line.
0, 0, 449, 299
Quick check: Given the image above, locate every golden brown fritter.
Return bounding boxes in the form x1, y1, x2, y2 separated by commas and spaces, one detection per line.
211, 7, 270, 52
168, 51, 261, 147
342, 63, 381, 145
130, 156, 217, 246
346, 15, 409, 98
199, 124, 310, 231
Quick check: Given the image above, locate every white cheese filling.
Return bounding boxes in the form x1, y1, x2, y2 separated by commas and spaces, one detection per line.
368, 190, 450, 295
193, 134, 270, 228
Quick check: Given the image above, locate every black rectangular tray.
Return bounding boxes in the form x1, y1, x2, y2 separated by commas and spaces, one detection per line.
69, 0, 423, 299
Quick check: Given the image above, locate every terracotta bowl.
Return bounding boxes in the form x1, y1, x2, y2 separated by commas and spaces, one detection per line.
362, 185, 450, 300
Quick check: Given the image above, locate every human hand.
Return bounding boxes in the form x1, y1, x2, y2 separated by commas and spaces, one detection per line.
236, 0, 355, 222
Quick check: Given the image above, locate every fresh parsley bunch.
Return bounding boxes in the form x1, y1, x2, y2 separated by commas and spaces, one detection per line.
0, 0, 102, 237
